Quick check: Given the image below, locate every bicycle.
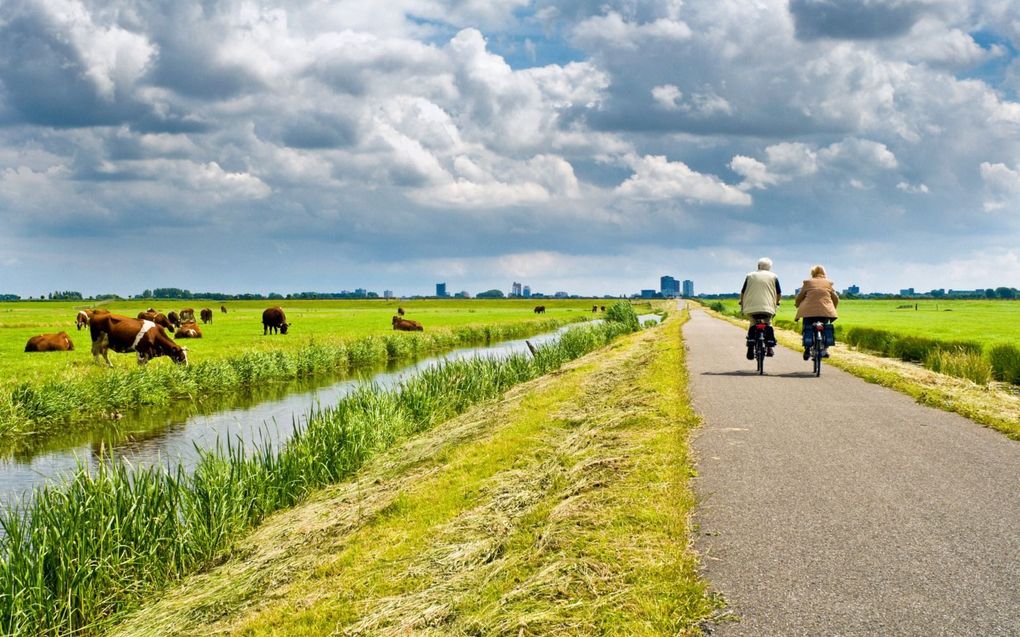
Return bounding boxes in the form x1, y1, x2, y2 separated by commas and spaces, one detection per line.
750, 318, 768, 375
808, 320, 827, 377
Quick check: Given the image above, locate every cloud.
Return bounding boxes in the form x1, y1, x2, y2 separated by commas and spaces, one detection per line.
616, 155, 751, 205
980, 161, 1020, 211
789, 0, 936, 41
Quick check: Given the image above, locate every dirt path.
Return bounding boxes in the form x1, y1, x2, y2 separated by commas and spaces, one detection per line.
686, 309, 1020, 636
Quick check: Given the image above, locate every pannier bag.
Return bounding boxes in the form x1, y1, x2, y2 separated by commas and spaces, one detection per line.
803, 323, 836, 347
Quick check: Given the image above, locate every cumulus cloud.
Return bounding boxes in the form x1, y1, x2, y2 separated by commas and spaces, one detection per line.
980, 161, 1020, 211
616, 155, 751, 205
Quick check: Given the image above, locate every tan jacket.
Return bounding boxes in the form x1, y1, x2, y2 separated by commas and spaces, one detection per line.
794, 277, 839, 320
740, 270, 781, 316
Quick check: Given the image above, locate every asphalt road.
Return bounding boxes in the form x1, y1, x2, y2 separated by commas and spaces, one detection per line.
686, 309, 1020, 637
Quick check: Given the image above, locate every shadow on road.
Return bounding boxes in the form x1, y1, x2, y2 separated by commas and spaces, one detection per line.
702, 370, 819, 378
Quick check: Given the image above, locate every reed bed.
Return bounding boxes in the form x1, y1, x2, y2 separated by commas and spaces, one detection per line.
0, 308, 641, 636
0, 317, 587, 440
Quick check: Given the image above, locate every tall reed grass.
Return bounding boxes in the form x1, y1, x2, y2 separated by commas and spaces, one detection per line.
0, 317, 587, 440
923, 348, 993, 385
0, 314, 639, 636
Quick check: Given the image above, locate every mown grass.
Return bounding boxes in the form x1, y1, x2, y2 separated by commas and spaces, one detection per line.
110, 308, 721, 637
0, 305, 644, 637
708, 299, 1020, 385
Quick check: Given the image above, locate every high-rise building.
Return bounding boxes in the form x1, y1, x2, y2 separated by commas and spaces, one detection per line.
511, 281, 523, 297
682, 280, 694, 298
383, 290, 394, 299
436, 282, 447, 297
660, 276, 680, 297
845, 284, 860, 295
523, 285, 531, 298
641, 289, 657, 299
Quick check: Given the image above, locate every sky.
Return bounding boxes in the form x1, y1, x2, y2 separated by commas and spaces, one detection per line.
1, 0, 1019, 297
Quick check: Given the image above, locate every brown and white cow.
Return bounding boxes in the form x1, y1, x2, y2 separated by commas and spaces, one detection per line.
167, 311, 181, 328
75, 309, 94, 330
200, 308, 213, 324
175, 322, 202, 339
90, 313, 188, 367
179, 308, 196, 323
392, 316, 423, 331
137, 310, 175, 331
25, 332, 74, 352
262, 307, 290, 335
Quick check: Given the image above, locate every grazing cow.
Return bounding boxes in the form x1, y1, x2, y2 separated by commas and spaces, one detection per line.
137, 311, 175, 331
90, 313, 188, 367
533, 305, 545, 314
175, 322, 202, 339
200, 308, 213, 324
262, 307, 290, 335
397, 307, 405, 316
392, 316, 423, 331
179, 308, 196, 323
167, 311, 181, 328
600, 305, 606, 312
25, 332, 74, 352
592, 305, 598, 313
220, 305, 227, 314
75, 309, 94, 331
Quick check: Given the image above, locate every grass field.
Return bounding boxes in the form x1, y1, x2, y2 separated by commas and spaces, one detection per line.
712, 299, 1019, 346
0, 299, 607, 386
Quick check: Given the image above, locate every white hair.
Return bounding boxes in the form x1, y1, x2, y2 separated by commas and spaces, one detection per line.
757, 257, 773, 271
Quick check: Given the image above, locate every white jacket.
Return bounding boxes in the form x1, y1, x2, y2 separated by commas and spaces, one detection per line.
740, 270, 781, 316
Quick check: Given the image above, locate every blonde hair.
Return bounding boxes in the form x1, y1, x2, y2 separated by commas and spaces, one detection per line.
810, 264, 827, 278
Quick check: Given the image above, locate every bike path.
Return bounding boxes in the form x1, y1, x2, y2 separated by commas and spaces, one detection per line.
685, 309, 1020, 636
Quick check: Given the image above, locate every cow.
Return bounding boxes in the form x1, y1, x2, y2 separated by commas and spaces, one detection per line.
175, 322, 202, 339
533, 305, 546, 314
592, 305, 598, 313
137, 310, 175, 331
600, 305, 606, 312
167, 311, 181, 328
397, 307, 405, 316
179, 308, 196, 323
25, 332, 74, 352
392, 316, 423, 331
75, 309, 94, 331
90, 313, 188, 367
262, 307, 290, 335
220, 305, 227, 314
200, 308, 213, 324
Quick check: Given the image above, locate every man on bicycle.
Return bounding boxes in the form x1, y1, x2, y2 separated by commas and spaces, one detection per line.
740, 257, 781, 359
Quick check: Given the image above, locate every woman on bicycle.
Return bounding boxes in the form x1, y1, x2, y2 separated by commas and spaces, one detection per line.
794, 265, 839, 359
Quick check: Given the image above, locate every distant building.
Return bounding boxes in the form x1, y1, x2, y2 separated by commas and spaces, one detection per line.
454, 290, 470, 298
554, 291, 568, 298
354, 288, 368, 298
436, 282, 448, 297
641, 289, 656, 299
511, 281, 523, 297
682, 279, 694, 298
523, 285, 531, 298
899, 288, 915, 297
844, 284, 860, 295
383, 290, 394, 299
660, 276, 679, 297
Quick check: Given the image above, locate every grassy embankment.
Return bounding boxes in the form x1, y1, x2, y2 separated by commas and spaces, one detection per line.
2, 305, 709, 636
66, 309, 717, 637
0, 299, 619, 440
702, 300, 1020, 439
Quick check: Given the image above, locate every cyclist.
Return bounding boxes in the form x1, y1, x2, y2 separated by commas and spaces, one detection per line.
739, 257, 781, 359
794, 264, 839, 359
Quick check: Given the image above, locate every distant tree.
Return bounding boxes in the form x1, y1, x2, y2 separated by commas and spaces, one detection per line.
985, 288, 997, 299
476, 289, 505, 298
996, 287, 1016, 299
0, 294, 20, 301
268, 292, 284, 300
141, 289, 153, 298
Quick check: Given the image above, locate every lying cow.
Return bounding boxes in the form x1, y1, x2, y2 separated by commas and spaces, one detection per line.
179, 308, 196, 323
262, 307, 290, 335
533, 305, 545, 314
175, 322, 202, 339
25, 332, 74, 352
200, 308, 213, 324
75, 309, 94, 330
137, 310, 175, 331
392, 316, 423, 331
91, 312, 188, 367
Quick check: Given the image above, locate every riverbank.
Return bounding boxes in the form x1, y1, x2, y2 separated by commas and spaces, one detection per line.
107, 311, 720, 636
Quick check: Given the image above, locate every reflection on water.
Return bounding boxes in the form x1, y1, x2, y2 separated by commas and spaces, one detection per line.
0, 315, 661, 514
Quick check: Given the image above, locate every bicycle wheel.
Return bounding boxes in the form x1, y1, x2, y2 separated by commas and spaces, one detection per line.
756, 337, 765, 375
813, 334, 822, 376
